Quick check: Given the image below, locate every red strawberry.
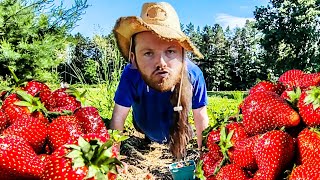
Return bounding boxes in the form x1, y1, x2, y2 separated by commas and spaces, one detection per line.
228, 135, 259, 170
206, 129, 220, 152
41, 133, 120, 180
297, 72, 320, 90
215, 164, 251, 180
201, 149, 223, 178
278, 69, 305, 88
47, 115, 84, 152
242, 91, 300, 135
249, 80, 285, 95
253, 130, 295, 180
24, 80, 51, 96
296, 127, 320, 165
225, 122, 249, 145
2, 92, 48, 124
3, 116, 47, 153
289, 163, 320, 180
297, 86, 320, 126
49, 88, 81, 112
0, 135, 45, 179
74, 106, 109, 136
0, 109, 8, 133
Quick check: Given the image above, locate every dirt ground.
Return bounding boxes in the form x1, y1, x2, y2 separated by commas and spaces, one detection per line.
117, 130, 201, 180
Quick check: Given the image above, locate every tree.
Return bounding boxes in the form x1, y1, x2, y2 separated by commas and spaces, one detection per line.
254, 0, 320, 76
0, 0, 88, 83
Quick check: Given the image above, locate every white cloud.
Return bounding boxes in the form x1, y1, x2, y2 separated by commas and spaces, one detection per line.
215, 13, 254, 29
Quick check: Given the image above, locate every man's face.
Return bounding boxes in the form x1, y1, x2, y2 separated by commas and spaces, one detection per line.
131, 31, 183, 92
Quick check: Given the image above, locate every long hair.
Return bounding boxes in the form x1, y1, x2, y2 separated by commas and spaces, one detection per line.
169, 55, 193, 159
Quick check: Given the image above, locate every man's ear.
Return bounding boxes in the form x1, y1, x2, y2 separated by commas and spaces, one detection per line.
130, 52, 137, 69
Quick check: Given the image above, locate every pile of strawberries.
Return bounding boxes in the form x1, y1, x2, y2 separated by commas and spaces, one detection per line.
198, 69, 320, 180
0, 80, 124, 180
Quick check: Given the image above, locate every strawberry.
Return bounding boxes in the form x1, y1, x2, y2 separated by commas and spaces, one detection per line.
206, 129, 220, 152
47, 115, 84, 152
296, 127, 320, 165
23, 80, 51, 97
225, 122, 249, 145
0, 135, 45, 179
242, 91, 300, 135
278, 69, 305, 88
289, 163, 320, 180
41, 133, 121, 180
249, 80, 285, 95
1, 92, 48, 124
297, 86, 320, 126
297, 72, 320, 90
74, 106, 109, 136
3, 116, 47, 153
200, 149, 223, 178
0, 109, 8, 133
253, 130, 295, 180
215, 164, 251, 180
228, 135, 259, 170
49, 88, 81, 112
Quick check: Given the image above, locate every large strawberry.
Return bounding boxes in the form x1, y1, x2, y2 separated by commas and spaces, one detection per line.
23, 80, 51, 96
242, 91, 300, 135
296, 127, 320, 165
200, 147, 223, 179
215, 164, 251, 180
41, 133, 121, 180
289, 163, 320, 180
47, 115, 84, 152
253, 130, 295, 180
297, 86, 320, 126
2, 116, 47, 153
297, 72, 320, 90
1, 91, 48, 124
0, 109, 8, 133
228, 135, 259, 170
278, 69, 305, 88
74, 106, 109, 136
0, 135, 45, 179
49, 87, 82, 113
249, 80, 285, 95
206, 128, 220, 152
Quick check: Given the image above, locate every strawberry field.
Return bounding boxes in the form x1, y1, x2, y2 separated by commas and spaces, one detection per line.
2, 69, 320, 179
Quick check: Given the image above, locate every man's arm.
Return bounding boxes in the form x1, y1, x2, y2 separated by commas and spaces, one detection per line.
110, 103, 131, 131
192, 106, 209, 150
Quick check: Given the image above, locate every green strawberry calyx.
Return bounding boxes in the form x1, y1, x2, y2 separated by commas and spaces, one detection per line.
304, 86, 320, 110
64, 136, 123, 180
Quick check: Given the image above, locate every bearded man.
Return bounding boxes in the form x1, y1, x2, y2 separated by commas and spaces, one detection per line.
110, 2, 209, 158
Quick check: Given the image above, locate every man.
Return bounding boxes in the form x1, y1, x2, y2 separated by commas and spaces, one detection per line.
110, 2, 209, 158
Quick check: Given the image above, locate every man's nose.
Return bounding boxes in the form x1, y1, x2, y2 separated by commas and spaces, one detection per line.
156, 54, 167, 70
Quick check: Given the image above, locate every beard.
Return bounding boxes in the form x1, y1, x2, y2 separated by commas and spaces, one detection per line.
138, 64, 182, 92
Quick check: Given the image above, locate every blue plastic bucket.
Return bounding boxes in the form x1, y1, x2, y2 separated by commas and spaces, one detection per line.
169, 160, 196, 180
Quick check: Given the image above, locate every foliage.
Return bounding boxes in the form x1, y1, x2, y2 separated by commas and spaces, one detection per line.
0, 0, 88, 84
254, 0, 320, 76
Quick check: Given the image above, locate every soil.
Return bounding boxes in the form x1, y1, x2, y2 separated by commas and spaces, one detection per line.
117, 130, 201, 180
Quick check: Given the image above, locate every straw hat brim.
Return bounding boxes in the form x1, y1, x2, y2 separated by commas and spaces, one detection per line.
113, 16, 204, 60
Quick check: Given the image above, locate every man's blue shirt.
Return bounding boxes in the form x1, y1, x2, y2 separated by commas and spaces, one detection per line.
114, 59, 208, 143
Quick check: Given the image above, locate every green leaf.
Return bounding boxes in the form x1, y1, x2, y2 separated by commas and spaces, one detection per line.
78, 136, 91, 153
64, 144, 81, 151
14, 101, 32, 107
72, 157, 86, 169
65, 149, 82, 159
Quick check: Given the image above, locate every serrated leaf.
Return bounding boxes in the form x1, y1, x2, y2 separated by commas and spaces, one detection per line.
86, 165, 99, 179
14, 101, 32, 107
72, 157, 85, 169
65, 149, 82, 159
64, 144, 82, 151
78, 136, 91, 153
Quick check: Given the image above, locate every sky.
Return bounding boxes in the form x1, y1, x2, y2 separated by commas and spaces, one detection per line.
68, 0, 270, 37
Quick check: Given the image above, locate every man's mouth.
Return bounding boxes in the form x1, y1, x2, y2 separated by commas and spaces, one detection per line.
155, 71, 169, 78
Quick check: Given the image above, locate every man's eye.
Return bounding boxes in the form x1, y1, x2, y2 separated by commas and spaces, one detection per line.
167, 50, 176, 54
144, 52, 153, 56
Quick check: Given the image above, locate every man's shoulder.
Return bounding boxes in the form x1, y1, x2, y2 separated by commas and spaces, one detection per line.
186, 59, 203, 81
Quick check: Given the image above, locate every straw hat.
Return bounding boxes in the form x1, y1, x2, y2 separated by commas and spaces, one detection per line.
113, 2, 204, 60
